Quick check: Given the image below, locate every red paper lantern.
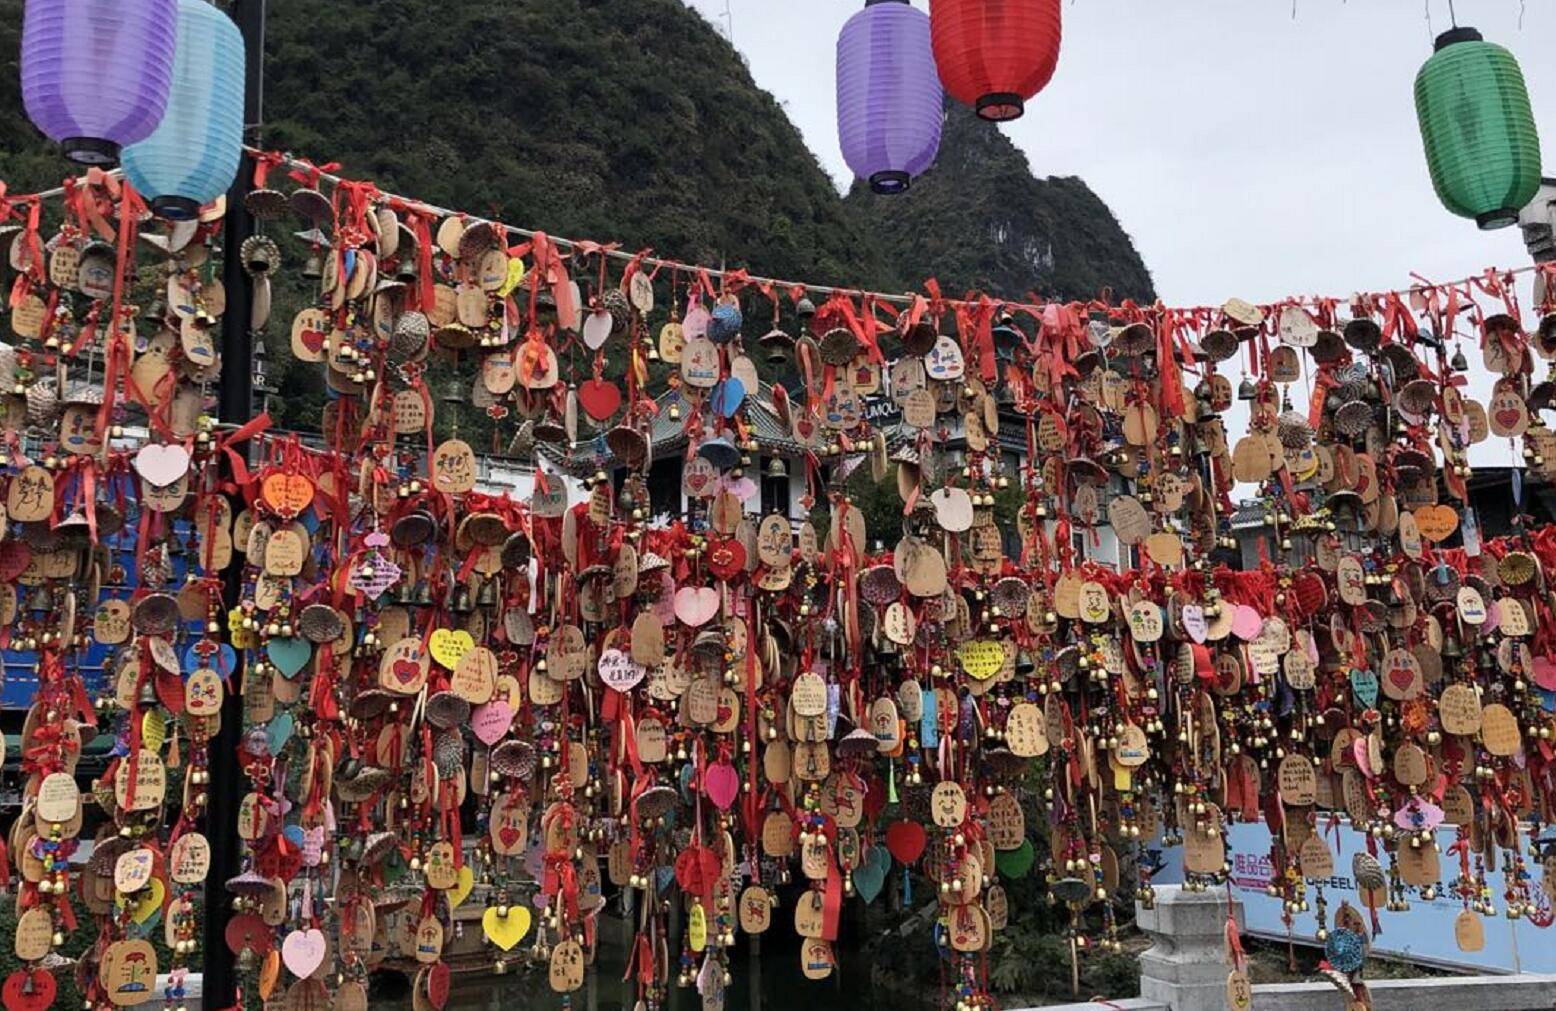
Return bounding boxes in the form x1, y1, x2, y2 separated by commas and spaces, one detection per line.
930, 0, 1061, 121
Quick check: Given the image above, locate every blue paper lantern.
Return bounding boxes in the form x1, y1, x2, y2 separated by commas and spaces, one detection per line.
837, 0, 943, 194
20, 0, 178, 165
121, 0, 245, 219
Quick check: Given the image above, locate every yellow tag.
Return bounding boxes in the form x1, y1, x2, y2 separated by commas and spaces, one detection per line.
129, 876, 166, 923
482, 905, 531, 951
1113, 765, 1132, 792
955, 640, 1004, 680
498, 258, 527, 297
429, 628, 475, 670
448, 865, 475, 911
141, 710, 167, 755
688, 901, 707, 952
229, 608, 258, 649
258, 948, 281, 999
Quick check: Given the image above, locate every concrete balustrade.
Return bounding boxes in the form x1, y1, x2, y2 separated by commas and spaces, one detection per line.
1029, 886, 1556, 1011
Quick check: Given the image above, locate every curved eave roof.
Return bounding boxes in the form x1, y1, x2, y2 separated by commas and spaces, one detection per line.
537, 382, 805, 477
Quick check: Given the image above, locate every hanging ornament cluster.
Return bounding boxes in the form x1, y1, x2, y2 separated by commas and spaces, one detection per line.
11, 146, 1556, 1011
0, 167, 261, 1008
1415, 24, 1542, 230
210, 152, 1556, 1011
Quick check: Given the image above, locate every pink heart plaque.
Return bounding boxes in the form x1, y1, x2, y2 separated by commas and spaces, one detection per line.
1231, 605, 1262, 640
704, 761, 739, 811
134, 442, 191, 486
472, 701, 513, 746
281, 927, 327, 979
1534, 655, 1556, 691
674, 586, 720, 627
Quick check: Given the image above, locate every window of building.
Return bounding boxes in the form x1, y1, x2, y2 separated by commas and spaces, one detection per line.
647, 459, 680, 519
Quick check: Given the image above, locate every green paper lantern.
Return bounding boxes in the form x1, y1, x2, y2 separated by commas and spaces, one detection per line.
1415, 26, 1541, 230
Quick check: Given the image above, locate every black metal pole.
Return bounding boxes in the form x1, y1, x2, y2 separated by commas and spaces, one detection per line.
205, 0, 265, 1006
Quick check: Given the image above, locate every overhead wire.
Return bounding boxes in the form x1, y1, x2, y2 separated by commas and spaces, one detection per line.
0, 150, 1544, 321
240, 146, 1545, 319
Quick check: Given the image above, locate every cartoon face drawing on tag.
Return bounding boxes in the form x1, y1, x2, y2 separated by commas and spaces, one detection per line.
925, 335, 964, 380
1487, 386, 1529, 438
59, 404, 102, 455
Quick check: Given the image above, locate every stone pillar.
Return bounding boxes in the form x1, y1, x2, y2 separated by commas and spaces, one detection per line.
1134, 886, 1243, 1011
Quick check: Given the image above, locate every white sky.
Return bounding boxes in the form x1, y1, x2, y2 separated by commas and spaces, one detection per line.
684, 0, 1556, 474
684, 0, 1554, 308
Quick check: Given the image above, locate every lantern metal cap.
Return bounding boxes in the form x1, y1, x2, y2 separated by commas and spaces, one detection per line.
869, 170, 911, 195
976, 93, 1025, 122
1476, 209, 1520, 231
61, 137, 120, 166
1434, 26, 1483, 50
151, 195, 202, 221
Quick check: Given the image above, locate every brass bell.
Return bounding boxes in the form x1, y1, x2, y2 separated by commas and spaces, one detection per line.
698, 436, 740, 471
992, 311, 1022, 361
450, 585, 473, 614
1450, 346, 1468, 373
1442, 635, 1463, 659
143, 298, 167, 322
475, 580, 498, 608
765, 457, 787, 479
1237, 376, 1257, 401
396, 258, 418, 285
415, 584, 434, 606
240, 234, 280, 276
760, 328, 794, 367
441, 376, 469, 407
301, 250, 324, 280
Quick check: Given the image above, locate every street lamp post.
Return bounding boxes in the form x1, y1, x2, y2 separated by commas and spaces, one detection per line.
204, 0, 266, 1006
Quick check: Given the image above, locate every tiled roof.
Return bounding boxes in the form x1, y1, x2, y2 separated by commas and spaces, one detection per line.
1230, 501, 1268, 529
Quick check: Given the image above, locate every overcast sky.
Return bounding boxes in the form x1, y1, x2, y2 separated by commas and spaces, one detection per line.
684, 0, 1556, 475
684, 0, 1554, 309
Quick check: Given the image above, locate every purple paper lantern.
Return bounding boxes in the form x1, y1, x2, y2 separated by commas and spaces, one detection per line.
837, 0, 943, 194
20, 0, 178, 165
